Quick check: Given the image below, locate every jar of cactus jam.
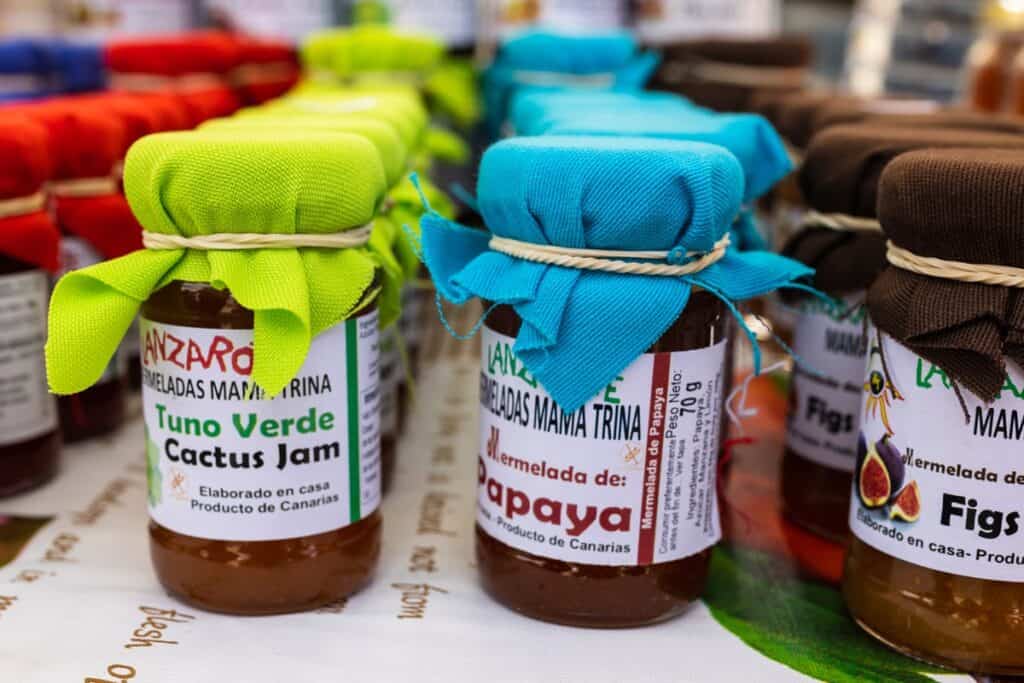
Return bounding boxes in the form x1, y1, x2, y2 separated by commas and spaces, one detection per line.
46, 130, 392, 614
843, 148, 1024, 674
142, 281, 382, 614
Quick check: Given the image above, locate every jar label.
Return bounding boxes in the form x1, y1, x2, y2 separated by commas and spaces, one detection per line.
634, 0, 781, 44
477, 328, 724, 566
851, 328, 1024, 582
379, 326, 400, 437
0, 270, 57, 447
141, 310, 381, 542
786, 296, 868, 472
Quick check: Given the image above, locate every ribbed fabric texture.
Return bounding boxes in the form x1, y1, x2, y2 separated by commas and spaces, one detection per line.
871, 148, 1024, 402
483, 30, 658, 136
0, 115, 59, 271
301, 26, 478, 130
18, 101, 144, 260
511, 90, 689, 136
511, 90, 790, 203
0, 39, 56, 100
800, 124, 1024, 217
105, 33, 243, 125
233, 36, 300, 105
302, 25, 444, 78
810, 104, 1024, 138
421, 136, 813, 412
651, 37, 811, 112
276, 87, 428, 149
46, 131, 389, 398
104, 32, 242, 76
201, 111, 411, 323
782, 228, 887, 297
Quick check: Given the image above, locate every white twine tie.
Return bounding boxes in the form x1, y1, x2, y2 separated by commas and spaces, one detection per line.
886, 242, 1024, 288
143, 224, 374, 251
488, 234, 731, 276
0, 192, 46, 219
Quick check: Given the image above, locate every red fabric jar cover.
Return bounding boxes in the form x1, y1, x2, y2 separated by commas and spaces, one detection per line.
104, 32, 242, 126
231, 35, 300, 105
0, 114, 59, 272
18, 100, 143, 260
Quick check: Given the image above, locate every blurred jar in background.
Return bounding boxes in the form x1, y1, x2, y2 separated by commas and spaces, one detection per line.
965, 0, 1024, 112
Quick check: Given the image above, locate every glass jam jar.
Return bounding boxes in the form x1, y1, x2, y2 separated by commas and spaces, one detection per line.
476, 290, 727, 627
0, 254, 60, 497
142, 280, 382, 615
782, 294, 868, 543
844, 331, 1024, 674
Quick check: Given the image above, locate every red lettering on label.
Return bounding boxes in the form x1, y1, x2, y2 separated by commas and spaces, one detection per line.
142, 325, 253, 376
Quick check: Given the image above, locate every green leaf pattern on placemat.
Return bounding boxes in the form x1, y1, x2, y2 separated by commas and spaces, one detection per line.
704, 546, 946, 683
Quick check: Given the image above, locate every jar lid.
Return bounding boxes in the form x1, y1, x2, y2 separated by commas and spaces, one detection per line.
421, 135, 813, 412
871, 148, 1024, 402
0, 114, 59, 271
273, 89, 428, 150
800, 124, 1024, 217
203, 113, 408, 187
811, 104, 1024, 139
19, 101, 125, 180
302, 25, 444, 78
48, 129, 392, 398
660, 37, 813, 69
104, 32, 242, 76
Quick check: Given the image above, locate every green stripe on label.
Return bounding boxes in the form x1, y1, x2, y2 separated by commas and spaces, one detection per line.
346, 317, 361, 522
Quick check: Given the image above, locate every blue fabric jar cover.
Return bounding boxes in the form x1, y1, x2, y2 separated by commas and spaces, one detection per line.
483, 30, 659, 138
420, 136, 814, 412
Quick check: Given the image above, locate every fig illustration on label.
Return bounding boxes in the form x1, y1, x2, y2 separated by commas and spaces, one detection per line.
851, 329, 1024, 582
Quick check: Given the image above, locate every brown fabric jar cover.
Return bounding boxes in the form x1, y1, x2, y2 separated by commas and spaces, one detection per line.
871, 148, 1024, 403
785, 124, 1024, 298
810, 104, 1024, 139
651, 37, 813, 112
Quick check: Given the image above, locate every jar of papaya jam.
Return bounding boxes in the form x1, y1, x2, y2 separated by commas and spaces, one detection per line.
476, 290, 727, 627
142, 280, 381, 615
842, 148, 1024, 674
0, 254, 60, 496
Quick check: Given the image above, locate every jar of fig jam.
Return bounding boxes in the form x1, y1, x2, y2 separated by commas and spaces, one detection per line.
0, 116, 61, 496
142, 281, 382, 614
844, 148, 1024, 674
46, 130, 392, 614
477, 295, 727, 626
783, 124, 1024, 544
420, 136, 815, 626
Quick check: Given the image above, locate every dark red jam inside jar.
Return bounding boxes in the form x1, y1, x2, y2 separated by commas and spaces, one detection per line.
0, 255, 60, 496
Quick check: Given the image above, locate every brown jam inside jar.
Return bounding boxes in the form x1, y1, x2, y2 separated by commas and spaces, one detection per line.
477, 290, 727, 628
0, 255, 60, 497
781, 452, 850, 543
143, 281, 381, 615
844, 540, 1024, 675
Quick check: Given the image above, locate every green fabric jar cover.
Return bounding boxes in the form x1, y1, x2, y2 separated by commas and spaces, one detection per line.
47, 130, 390, 397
